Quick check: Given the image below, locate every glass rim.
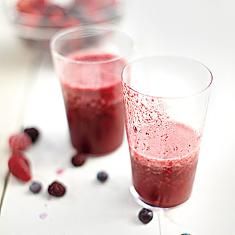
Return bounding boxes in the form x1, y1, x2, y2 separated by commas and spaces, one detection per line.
122, 55, 213, 100
50, 25, 133, 65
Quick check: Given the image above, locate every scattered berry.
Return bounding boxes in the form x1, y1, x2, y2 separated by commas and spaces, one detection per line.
181, 234, 191, 235
48, 181, 66, 197
71, 153, 87, 167
138, 208, 153, 224
97, 171, 108, 183
24, 127, 40, 143
8, 153, 31, 182
29, 181, 42, 194
9, 133, 32, 151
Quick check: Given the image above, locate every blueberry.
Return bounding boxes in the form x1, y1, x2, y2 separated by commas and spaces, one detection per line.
97, 171, 108, 183
181, 234, 191, 235
29, 181, 42, 194
71, 153, 87, 167
24, 127, 40, 143
138, 208, 153, 224
48, 181, 66, 197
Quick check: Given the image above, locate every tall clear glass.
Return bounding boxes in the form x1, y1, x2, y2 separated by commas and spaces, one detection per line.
51, 26, 132, 155
122, 56, 213, 233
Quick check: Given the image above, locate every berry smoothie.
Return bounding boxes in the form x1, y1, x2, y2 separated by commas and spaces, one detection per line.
61, 53, 125, 155
130, 122, 200, 208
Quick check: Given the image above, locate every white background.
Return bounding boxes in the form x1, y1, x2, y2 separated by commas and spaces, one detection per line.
1, 0, 235, 234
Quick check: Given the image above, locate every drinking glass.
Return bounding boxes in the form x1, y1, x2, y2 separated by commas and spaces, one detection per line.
51, 26, 132, 155
122, 56, 213, 233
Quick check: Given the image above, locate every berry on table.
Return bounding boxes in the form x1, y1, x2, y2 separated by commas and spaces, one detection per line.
71, 153, 87, 167
48, 181, 66, 197
29, 181, 42, 194
138, 208, 153, 224
8, 152, 31, 182
97, 171, 108, 183
23, 127, 40, 143
9, 133, 32, 151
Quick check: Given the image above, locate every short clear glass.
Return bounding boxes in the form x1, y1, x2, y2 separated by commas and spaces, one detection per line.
51, 26, 132, 155
122, 56, 213, 233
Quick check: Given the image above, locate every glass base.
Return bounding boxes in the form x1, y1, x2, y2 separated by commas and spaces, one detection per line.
130, 185, 159, 210
130, 185, 190, 210
130, 186, 192, 234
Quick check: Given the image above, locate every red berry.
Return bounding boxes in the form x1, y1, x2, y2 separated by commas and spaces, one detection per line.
71, 153, 87, 167
8, 153, 31, 182
48, 181, 66, 197
16, 0, 46, 27
17, 0, 46, 13
9, 133, 32, 151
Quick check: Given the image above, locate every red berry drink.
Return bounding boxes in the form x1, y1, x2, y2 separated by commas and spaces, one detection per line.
130, 122, 200, 208
122, 56, 212, 212
61, 53, 125, 155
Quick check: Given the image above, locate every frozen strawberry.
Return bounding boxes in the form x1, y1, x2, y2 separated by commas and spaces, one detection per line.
8, 153, 31, 182
9, 133, 32, 151
16, 0, 46, 13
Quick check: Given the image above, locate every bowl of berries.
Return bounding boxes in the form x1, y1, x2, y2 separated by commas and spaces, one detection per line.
4, 0, 122, 45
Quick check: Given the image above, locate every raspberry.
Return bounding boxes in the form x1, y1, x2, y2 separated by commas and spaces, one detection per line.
9, 133, 32, 151
71, 153, 87, 167
8, 153, 31, 182
23, 127, 40, 143
48, 181, 66, 197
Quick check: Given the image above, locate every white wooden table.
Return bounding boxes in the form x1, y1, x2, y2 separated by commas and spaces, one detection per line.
1, 0, 235, 234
